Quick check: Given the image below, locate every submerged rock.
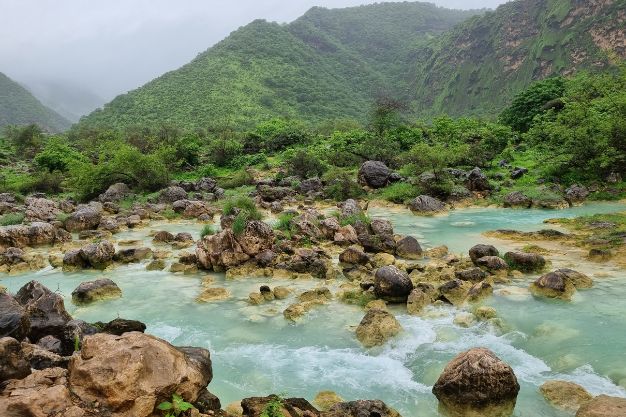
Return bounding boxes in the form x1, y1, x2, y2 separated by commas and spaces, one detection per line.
530, 269, 593, 301
540, 380, 592, 413
355, 308, 402, 348
433, 348, 520, 413
575, 395, 626, 417
71, 279, 122, 304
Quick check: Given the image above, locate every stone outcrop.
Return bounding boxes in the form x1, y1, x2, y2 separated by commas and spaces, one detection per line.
0, 222, 64, 250
0, 292, 30, 340
503, 191, 532, 208
0, 337, 31, 382
540, 380, 592, 413
15, 281, 72, 343
323, 400, 402, 417
241, 395, 318, 417
530, 269, 593, 301
65, 205, 102, 232
99, 182, 131, 202
159, 186, 188, 203
504, 251, 546, 272
576, 395, 626, 417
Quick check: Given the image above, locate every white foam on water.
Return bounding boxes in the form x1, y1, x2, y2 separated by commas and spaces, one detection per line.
450, 221, 476, 227
150, 322, 183, 341
554, 365, 626, 398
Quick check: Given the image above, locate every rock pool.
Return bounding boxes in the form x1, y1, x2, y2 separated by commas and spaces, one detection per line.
2, 202, 626, 416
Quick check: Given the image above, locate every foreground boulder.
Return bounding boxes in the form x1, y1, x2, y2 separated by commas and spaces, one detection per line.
433, 348, 520, 414
409, 195, 446, 215
358, 161, 392, 189
374, 265, 414, 303
576, 395, 626, 417
69, 332, 212, 417
71, 279, 122, 304
355, 309, 402, 348
395, 236, 422, 259
0, 337, 31, 382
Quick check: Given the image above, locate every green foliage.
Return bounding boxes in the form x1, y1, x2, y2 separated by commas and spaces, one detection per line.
34, 136, 86, 172
404, 142, 469, 178
157, 393, 194, 417
161, 209, 179, 220
73, 335, 80, 352
376, 182, 421, 204
0, 212, 25, 226
200, 224, 216, 238
219, 170, 254, 189
260, 397, 285, 417
285, 149, 327, 178
4, 124, 44, 157
499, 77, 566, 132
223, 196, 263, 235
337, 212, 371, 227
274, 212, 297, 239
322, 169, 364, 201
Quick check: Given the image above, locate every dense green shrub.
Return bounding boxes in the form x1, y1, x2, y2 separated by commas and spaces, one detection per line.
376, 182, 421, 203
323, 169, 364, 201
219, 170, 254, 189
0, 212, 25, 226
285, 149, 327, 178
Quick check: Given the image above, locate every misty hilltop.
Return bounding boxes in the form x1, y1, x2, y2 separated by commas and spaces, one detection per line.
76, 0, 626, 131
0, 72, 71, 132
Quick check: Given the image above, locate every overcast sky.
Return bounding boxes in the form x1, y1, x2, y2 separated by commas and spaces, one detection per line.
0, 0, 507, 116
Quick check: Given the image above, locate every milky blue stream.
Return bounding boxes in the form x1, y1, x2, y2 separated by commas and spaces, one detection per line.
2, 202, 626, 416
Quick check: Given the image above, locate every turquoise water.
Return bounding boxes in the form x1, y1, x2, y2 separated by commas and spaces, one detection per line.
2, 202, 626, 416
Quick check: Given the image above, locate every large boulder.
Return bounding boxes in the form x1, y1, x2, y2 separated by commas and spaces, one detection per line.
71, 279, 122, 304
323, 400, 402, 417
159, 186, 188, 203
504, 251, 546, 272
68, 332, 212, 417
395, 236, 422, 259
409, 195, 446, 215
79, 240, 115, 269
24, 197, 61, 222
15, 281, 72, 343
0, 222, 58, 250
98, 318, 147, 335
530, 269, 593, 301
99, 182, 131, 202
374, 265, 414, 303
466, 167, 491, 192
355, 309, 402, 348
339, 199, 362, 218
433, 348, 520, 412
236, 220, 274, 257
576, 395, 626, 417
0, 292, 30, 340
565, 184, 589, 205
257, 185, 294, 202
469, 244, 499, 263
65, 205, 102, 232
503, 191, 532, 208
476, 256, 509, 271
358, 161, 392, 189
540, 380, 592, 413
196, 229, 250, 271
0, 337, 31, 382
196, 177, 218, 193
339, 247, 370, 266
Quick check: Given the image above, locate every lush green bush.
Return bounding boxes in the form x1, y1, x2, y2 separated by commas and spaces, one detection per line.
376, 182, 420, 203
0, 212, 25, 226
274, 212, 297, 238
323, 169, 364, 201
285, 149, 327, 178
219, 170, 254, 189
200, 224, 216, 238
34, 137, 86, 172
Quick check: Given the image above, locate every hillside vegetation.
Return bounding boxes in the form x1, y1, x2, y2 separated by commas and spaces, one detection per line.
76, 2, 478, 130
0, 72, 71, 132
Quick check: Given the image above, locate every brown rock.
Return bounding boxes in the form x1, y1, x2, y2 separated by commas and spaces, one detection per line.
322, 400, 401, 417
0, 337, 31, 382
355, 309, 402, 348
540, 380, 592, 412
576, 395, 626, 417
69, 332, 212, 417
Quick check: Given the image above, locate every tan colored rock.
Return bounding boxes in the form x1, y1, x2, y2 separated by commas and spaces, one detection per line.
248, 292, 265, 305
196, 287, 230, 303
273, 286, 291, 299
475, 306, 497, 320
314, 391, 344, 411
540, 380, 592, 412
406, 288, 430, 315
355, 309, 402, 348
283, 303, 306, 321
146, 259, 166, 271
426, 245, 448, 259
0, 367, 75, 417
576, 395, 626, 417
371, 252, 396, 268
68, 332, 212, 417
225, 401, 244, 416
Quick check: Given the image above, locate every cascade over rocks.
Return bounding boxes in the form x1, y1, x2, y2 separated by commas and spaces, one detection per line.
433, 348, 520, 412
68, 332, 212, 417
358, 160, 392, 189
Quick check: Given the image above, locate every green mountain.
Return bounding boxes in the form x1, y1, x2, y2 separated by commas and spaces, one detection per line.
77, 2, 478, 130
0, 72, 71, 132
413, 0, 626, 117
